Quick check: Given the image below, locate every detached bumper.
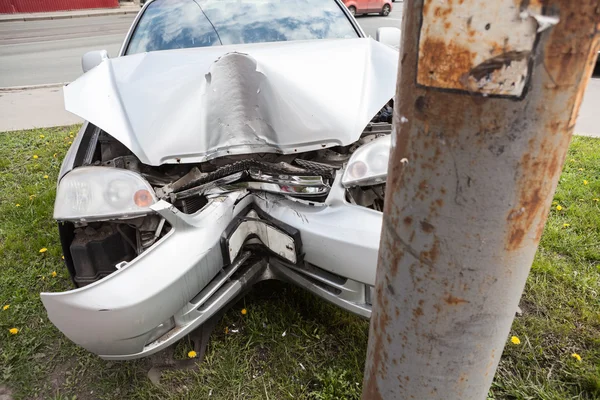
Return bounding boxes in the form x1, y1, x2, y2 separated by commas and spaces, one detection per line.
41, 174, 382, 359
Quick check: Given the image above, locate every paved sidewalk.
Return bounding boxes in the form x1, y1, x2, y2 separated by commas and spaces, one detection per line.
575, 78, 600, 138
0, 3, 139, 23
0, 85, 81, 132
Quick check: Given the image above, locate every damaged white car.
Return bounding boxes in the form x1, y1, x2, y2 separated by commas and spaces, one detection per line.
42, 0, 400, 360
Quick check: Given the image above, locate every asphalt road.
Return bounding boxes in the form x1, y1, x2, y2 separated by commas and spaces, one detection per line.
0, 14, 133, 87
0, 6, 403, 87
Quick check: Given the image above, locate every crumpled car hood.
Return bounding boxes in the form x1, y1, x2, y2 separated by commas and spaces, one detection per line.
65, 38, 398, 166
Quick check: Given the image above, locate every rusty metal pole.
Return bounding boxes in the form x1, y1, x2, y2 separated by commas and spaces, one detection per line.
363, 0, 600, 399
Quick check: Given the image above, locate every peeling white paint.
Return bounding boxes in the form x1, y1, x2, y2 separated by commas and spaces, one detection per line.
530, 13, 560, 33
417, 0, 546, 96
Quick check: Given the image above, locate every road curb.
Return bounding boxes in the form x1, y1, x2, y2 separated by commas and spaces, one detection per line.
0, 82, 67, 92
0, 9, 138, 23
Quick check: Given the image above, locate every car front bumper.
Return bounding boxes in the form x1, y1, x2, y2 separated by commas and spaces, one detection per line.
41, 173, 382, 360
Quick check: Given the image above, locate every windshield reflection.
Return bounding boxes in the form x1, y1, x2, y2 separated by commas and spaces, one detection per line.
127, 0, 358, 55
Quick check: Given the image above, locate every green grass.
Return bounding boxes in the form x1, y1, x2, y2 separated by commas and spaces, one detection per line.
0, 127, 599, 399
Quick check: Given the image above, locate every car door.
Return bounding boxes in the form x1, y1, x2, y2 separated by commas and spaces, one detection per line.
354, 0, 368, 13
368, 0, 382, 13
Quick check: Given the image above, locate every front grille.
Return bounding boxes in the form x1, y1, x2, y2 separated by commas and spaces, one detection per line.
174, 195, 207, 214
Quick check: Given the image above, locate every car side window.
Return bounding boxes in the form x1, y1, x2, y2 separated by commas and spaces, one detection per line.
126, 0, 359, 55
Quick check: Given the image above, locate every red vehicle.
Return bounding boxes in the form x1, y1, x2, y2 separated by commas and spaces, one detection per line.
342, 0, 392, 16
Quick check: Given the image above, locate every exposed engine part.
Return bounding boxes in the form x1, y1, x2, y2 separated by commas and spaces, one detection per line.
66, 215, 171, 287
156, 167, 207, 198
70, 224, 137, 286
204, 177, 330, 198
371, 99, 394, 124
293, 158, 337, 176
309, 148, 350, 167
176, 172, 245, 200
61, 109, 393, 288
82, 126, 102, 165
101, 154, 140, 170
174, 170, 330, 200
178, 159, 327, 190
151, 159, 333, 201
99, 130, 131, 161
346, 184, 385, 212
173, 195, 208, 214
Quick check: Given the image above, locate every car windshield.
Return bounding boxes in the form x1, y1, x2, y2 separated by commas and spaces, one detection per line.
126, 0, 359, 55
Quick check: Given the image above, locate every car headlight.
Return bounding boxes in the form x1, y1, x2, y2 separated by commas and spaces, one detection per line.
342, 135, 391, 187
54, 166, 157, 222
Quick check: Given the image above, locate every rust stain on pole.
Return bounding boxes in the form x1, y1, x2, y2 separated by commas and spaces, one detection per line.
363, 0, 600, 399
417, 0, 545, 96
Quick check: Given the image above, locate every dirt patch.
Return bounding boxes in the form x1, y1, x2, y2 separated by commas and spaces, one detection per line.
47, 357, 76, 393
0, 386, 14, 400
36, 357, 97, 400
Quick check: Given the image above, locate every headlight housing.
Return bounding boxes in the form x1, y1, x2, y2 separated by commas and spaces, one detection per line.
342, 135, 391, 187
54, 166, 157, 222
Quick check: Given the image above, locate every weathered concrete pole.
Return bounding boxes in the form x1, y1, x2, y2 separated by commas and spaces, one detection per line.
363, 0, 600, 399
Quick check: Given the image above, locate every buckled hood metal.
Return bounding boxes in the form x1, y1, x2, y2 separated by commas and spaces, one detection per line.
64, 38, 398, 166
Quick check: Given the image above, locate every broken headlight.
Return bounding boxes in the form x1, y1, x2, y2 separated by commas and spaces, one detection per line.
54, 166, 157, 222
342, 135, 391, 188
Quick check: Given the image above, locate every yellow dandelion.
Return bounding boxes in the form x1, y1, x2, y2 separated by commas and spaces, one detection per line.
33, 155, 39, 159
241, 308, 247, 315
571, 353, 582, 362
15, 204, 20, 207
39, 248, 48, 253
9, 328, 19, 335
188, 350, 197, 358
224, 327, 229, 334
61, 255, 65, 260
43, 175, 49, 179
2, 305, 9, 311
594, 198, 600, 202
68, 141, 72, 145
51, 271, 57, 278
510, 336, 521, 345
53, 153, 57, 158
578, 168, 584, 171
69, 134, 74, 138
583, 180, 588, 185
563, 223, 570, 228
556, 205, 562, 211
39, 134, 45, 138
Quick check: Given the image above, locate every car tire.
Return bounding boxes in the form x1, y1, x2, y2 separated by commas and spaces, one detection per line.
381, 4, 391, 16
348, 6, 356, 16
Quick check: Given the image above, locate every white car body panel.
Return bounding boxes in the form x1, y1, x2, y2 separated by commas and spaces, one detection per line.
64, 38, 398, 165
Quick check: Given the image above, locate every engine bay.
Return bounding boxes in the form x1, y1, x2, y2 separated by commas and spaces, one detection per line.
60, 105, 393, 287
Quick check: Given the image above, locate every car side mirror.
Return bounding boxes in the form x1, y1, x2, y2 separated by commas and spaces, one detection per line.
376, 27, 401, 49
82, 50, 109, 73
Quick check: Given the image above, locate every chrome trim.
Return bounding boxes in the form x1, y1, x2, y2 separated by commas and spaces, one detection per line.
248, 169, 329, 187
206, 181, 330, 197
176, 172, 244, 199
